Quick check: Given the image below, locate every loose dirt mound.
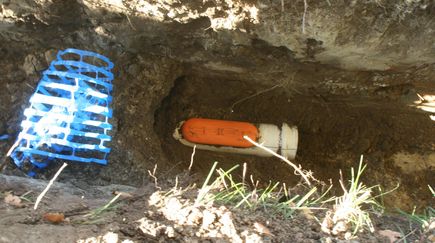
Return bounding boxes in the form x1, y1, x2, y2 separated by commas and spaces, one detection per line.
3, 174, 429, 242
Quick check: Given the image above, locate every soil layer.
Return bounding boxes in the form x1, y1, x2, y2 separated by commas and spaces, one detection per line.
0, 0, 434, 212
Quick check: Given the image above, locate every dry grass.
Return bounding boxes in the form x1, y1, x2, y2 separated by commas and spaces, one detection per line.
195, 162, 332, 219
321, 156, 397, 238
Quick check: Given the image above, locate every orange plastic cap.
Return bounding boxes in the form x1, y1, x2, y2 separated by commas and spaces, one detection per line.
181, 118, 258, 148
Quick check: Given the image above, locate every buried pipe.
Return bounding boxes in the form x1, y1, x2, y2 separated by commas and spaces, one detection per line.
173, 118, 298, 159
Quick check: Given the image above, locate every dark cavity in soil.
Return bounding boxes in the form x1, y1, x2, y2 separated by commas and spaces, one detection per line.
154, 69, 435, 210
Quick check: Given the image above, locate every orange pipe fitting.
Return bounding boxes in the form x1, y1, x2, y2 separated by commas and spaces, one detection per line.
180, 118, 259, 148
173, 118, 299, 159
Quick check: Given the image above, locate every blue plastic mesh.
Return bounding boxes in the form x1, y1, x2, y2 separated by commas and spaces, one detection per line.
11, 49, 114, 174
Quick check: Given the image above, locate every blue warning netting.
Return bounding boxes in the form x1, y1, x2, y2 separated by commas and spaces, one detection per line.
11, 49, 114, 174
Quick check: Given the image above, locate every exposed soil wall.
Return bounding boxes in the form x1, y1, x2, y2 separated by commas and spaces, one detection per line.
0, 0, 434, 210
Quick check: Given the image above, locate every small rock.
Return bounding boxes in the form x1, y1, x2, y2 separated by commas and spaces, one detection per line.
331, 220, 348, 235
42, 213, 65, 224
219, 212, 242, 242
22, 54, 45, 75
202, 210, 216, 229
1, 6, 15, 18
165, 226, 176, 238
253, 222, 274, 236
44, 49, 57, 64
148, 192, 162, 206
344, 232, 353, 240
174, 224, 183, 232
4, 193, 24, 208
207, 229, 219, 238
163, 197, 183, 221
187, 207, 202, 224
321, 211, 333, 234
102, 232, 119, 243
244, 233, 263, 243
137, 217, 165, 237
146, 210, 154, 217
218, 205, 227, 212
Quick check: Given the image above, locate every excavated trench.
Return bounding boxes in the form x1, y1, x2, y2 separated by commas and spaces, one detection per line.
153, 66, 435, 209
0, 0, 434, 210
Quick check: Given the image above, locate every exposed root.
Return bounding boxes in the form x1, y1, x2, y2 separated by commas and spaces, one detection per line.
188, 145, 196, 171
302, 0, 308, 34
230, 85, 280, 112
148, 164, 161, 190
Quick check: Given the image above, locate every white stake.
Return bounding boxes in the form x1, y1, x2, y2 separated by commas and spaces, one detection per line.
34, 162, 68, 210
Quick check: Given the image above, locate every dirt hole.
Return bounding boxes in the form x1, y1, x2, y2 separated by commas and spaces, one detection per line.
154, 71, 435, 208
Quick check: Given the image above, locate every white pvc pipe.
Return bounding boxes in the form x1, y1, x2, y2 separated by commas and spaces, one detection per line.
173, 121, 298, 159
